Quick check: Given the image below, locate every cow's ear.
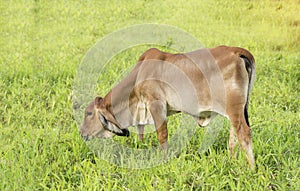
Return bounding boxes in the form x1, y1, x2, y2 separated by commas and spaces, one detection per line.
94, 97, 103, 107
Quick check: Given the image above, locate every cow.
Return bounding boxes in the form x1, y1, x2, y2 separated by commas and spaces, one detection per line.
80, 45, 256, 168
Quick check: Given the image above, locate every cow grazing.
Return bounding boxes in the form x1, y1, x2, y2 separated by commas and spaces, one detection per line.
80, 45, 256, 168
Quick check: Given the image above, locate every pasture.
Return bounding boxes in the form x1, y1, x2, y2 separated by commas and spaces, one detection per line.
0, 0, 299, 190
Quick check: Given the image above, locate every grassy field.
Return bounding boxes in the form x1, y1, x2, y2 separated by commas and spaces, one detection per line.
1, 0, 299, 190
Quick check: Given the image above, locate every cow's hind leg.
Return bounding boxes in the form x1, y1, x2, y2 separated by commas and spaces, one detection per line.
229, 126, 238, 159
227, 92, 255, 169
229, 110, 255, 169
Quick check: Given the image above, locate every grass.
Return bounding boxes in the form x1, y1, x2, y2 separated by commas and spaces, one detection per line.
0, 0, 299, 190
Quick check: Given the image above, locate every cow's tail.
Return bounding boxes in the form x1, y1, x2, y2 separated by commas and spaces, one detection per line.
238, 50, 256, 127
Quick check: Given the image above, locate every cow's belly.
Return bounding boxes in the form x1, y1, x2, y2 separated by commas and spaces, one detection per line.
168, 99, 228, 127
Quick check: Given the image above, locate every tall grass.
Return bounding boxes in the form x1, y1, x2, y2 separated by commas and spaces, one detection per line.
0, 0, 299, 190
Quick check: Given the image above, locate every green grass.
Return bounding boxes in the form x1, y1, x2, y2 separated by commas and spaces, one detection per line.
1, 0, 299, 190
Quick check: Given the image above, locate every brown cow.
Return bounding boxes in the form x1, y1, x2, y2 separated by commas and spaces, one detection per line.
80, 46, 256, 168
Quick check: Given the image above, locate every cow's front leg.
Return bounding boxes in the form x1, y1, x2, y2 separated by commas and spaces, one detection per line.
137, 125, 144, 141
156, 120, 168, 150
149, 100, 168, 150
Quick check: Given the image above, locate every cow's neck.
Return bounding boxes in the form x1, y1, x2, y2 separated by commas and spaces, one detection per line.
102, 70, 139, 128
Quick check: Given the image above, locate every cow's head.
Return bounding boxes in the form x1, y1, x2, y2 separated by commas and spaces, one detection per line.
80, 97, 130, 141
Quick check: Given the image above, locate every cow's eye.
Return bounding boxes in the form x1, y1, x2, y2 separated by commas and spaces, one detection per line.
86, 112, 93, 116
